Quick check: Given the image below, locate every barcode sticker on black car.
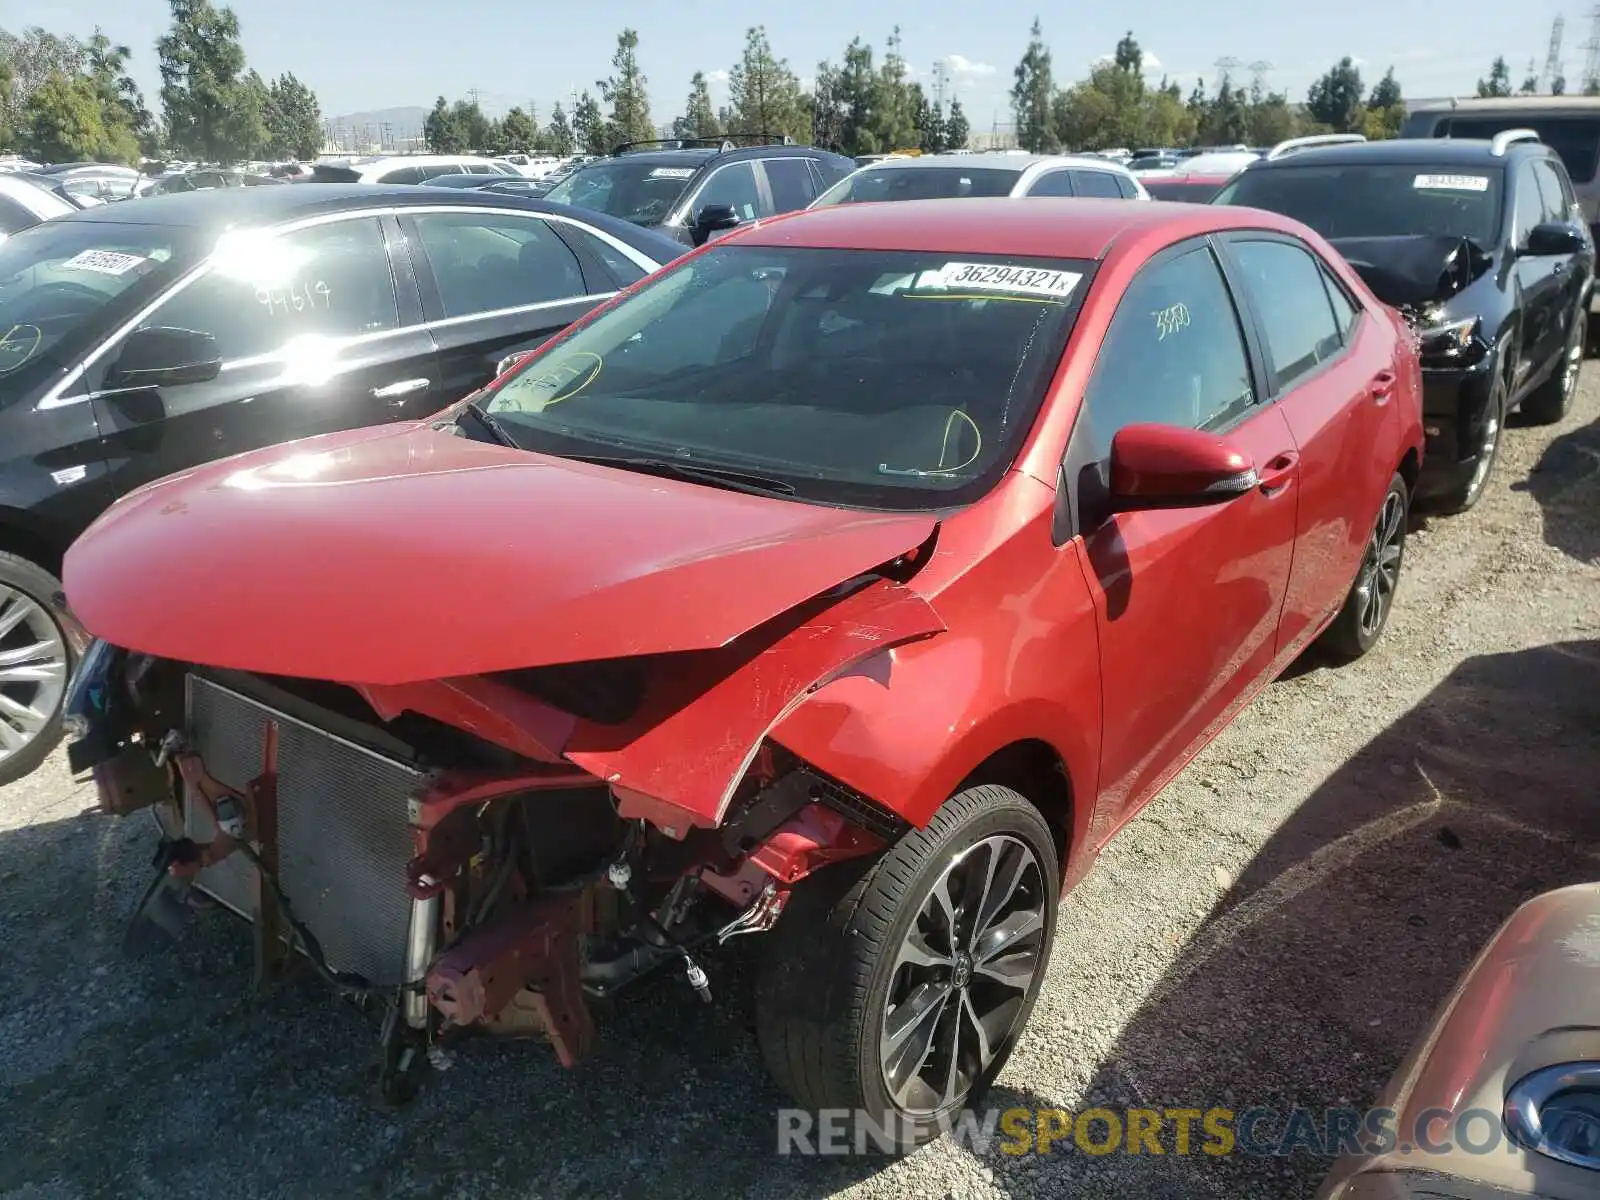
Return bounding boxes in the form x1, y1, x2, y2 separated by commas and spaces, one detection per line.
918, 262, 1082, 299
60, 249, 148, 275
1413, 174, 1491, 193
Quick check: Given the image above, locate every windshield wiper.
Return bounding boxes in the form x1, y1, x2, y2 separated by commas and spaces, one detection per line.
563, 453, 797, 497
456, 400, 521, 448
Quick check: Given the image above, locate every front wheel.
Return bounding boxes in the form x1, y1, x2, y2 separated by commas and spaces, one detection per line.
1318, 473, 1408, 662
0, 552, 73, 785
755, 784, 1059, 1151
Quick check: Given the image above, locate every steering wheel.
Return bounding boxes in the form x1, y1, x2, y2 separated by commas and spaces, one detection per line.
11, 282, 106, 324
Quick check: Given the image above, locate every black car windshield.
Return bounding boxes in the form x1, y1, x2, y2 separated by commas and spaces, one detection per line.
1216, 163, 1505, 244
542, 159, 699, 225
478, 244, 1091, 508
812, 166, 1022, 206
0, 220, 197, 390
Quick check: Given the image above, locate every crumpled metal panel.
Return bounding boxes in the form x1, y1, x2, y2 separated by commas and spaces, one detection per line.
185, 675, 423, 987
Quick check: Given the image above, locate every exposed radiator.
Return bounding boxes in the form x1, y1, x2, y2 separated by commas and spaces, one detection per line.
184, 674, 425, 988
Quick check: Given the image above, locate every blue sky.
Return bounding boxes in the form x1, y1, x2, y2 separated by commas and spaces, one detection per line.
13, 0, 1572, 125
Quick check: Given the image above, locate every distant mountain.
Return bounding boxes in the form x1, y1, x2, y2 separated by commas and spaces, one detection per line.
324, 106, 429, 140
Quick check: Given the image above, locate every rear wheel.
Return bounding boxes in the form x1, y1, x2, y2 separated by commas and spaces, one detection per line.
1318, 474, 1408, 663
0, 552, 72, 785
1521, 308, 1584, 425
755, 784, 1058, 1151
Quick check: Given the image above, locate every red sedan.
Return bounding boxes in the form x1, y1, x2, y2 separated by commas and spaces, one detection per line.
62, 198, 1422, 1140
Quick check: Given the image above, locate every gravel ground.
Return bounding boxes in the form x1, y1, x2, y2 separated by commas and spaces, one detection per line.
2, 378, 1598, 1200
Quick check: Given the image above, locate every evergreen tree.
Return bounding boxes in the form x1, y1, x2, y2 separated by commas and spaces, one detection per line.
1011, 18, 1058, 152
598, 28, 652, 145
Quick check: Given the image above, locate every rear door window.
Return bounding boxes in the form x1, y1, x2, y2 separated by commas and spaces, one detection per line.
1115, 174, 1140, 198
1071, 170, 1125, 198
1026, 171, 1075, 197
412, 211, 587, 315
1226, 238, 1345, 389
761, 157, 817, 212
377, 165, 425, 185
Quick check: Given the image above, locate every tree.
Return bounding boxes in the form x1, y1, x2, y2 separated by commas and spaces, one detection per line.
449, 99, 492, 151
1520, 67, 1540, 95
263, 72, 321, 159
1476, 56, 1512, 99
871, 27, 918, 151
498, 106, 538, 154
944, 97, 970, 150
1368, 67, 1402, 110
1364, 67, 1404, 141
0, 59, 11, 147
811, 61, 845, 150
675, 70, 720, 140
545, 103, 574, 155
0, 28, 84, 137
1114, 30, 1144, 78
1247, 92, 1298, 144
917, 94, 946, 153
1306, 57, 1365, 133
423, 97, 464, 153
727, 25, 808, 143
837, 38, 878, 156
598, 28, 652, 146
572, 90, 607, 155
1553, 74, 1567, 95
1011, 17, 1058, 152
83, 30, 156, 156
20, 70, 137, 163
157, 0, 264, 164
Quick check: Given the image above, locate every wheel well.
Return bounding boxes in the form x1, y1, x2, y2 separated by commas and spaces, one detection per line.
0, 517, 64, 580
959, 739, 1073, 861
1398, 448, 1420, 499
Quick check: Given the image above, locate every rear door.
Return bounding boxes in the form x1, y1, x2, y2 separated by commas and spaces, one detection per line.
88, 212, 434, 496
400, 206, 610, 409
1509, 161, 1566, 386
758, 156, 821, 215
1217, 232, 1398, 657
1065, 237, 1300, 825
1532, 157, 1593, 325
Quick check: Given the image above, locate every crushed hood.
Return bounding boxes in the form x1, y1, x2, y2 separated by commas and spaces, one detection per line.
63, 423, 938, 684
1329, 235, 1493, 309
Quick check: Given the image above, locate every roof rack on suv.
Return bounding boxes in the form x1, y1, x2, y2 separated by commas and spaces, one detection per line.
1265, 133, 1367, 161
610, 132, 797, 156
1490, 128, 1541, 156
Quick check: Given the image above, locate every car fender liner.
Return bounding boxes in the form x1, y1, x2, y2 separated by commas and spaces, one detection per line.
565, 578, 947, 830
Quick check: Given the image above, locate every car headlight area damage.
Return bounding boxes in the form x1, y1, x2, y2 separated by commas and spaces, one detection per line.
61, 540, 944, 1103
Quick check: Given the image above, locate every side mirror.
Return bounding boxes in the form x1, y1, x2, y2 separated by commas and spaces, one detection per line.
1522, 221, 1587, 257
104, 326, 222, 390
1109, 423, 1258, 510
690, 203, 741, 246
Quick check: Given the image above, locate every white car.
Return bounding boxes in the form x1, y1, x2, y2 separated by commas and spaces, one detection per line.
309, 154, 521, 184
0, 173, 78, 240
810, 152, 1150, 207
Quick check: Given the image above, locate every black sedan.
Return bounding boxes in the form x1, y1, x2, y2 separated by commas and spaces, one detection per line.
0, 185, 684, 781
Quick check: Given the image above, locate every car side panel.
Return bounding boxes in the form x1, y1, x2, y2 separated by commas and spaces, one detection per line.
0, 375, 114, 554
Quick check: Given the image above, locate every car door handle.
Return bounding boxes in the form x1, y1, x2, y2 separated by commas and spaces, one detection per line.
370, 378, 431, 401
1368, 370, 1397, 405
1258, 451, 1299, 497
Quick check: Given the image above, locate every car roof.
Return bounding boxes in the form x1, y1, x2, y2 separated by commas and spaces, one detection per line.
733, 196, 1296, 260
1408, 95, 1600, 115
1243, 137, 1537, 169
857, 152, 1128, 174
599, 148, 721, 167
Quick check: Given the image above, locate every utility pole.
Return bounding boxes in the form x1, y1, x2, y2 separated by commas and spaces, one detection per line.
1214, 56, 1242, 87
468, 87, 482, 109
932, 60, 950, 109
1247, 60, 1274, 95
1583, 6, 1600, 94
1545, 14, 1567, 91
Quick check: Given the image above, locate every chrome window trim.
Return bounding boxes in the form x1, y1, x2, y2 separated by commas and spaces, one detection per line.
34, 203, 655, 411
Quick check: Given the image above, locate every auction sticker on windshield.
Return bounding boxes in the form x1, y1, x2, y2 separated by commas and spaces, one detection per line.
649, 168, 696, 179
1413, 174, 1491, 193
916, 262, 1082, 299
60, 249, 149, 275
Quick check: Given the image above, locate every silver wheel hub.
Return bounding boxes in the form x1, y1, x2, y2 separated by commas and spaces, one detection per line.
1354, 490, 1405, 639
878, 833, 1047, 1116
0, 584, 68, 766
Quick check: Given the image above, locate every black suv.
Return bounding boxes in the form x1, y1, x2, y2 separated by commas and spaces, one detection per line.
541, 134, 856, 246
1215, 133, 1595, 512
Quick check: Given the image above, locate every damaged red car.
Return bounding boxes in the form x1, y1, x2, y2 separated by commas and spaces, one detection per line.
60, 197, 1423, 1142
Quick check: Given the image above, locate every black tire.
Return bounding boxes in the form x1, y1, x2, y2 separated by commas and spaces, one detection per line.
1433, 367, 1505, 515
1318, 473, 1408, 663
755, 784, 1059, 1152
0, 551, 74, 786
1521, 307, 1584, 425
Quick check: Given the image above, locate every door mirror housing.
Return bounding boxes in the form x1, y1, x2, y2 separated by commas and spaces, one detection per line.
105, 326, 222, 389
1521, 221, 1587, 257
1109, 423, 1258, 509
690, 203, 741, 246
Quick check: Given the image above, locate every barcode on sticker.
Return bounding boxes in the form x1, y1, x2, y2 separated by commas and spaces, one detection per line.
917, 262, 1082, 299
60, 249, 148, 275
649, 167, 696, 179
1413, 174, 1490, 193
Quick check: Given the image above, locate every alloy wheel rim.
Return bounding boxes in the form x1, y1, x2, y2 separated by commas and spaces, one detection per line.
1354, 490, 1405, 639
878, 834, 1047, 1116
0, 585, 68, 766
1562, 322, 1583, 399
1465, 395, 1502, 501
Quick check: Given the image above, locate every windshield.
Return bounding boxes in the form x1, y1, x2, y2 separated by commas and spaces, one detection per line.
0, 220, 196, 392
542, 159, 699, 226
812, 166, 1022, 206
477, 245, 1091, 509
1216, 164, 1505, 244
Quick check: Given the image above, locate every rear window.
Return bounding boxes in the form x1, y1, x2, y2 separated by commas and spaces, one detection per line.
1215, 164, 1505, 245
812, 166, 1022, 206
1148, 178, 1227, 203
1423, 115, 1600, 184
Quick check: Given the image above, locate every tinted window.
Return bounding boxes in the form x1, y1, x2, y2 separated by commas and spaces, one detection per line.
413, 211, 585, 315
1115, 174, 1139, 199
1514, 163, 1545, 244
1071, 170, 1124, 198
1146, 178, 1226, 202
421, 163, 468, 180
1027, 171, 1075, 197
143, 219, 397, 363
1436, 116, 1600, 184
543, 160, 697, 226
809, 157, 854, 190
482, 245, 1092, 509
0, 195, 39, 237
377, 166, 425, 185
1079, 245, 1255, 443
689, 162, 761, 221
1229, 240, 1343, 389
812, 166, 1022, 205
1216, 164, 1504, 244
554, 222, 650, 287
763, 158, 817, 212
1533, 159, 1574, 223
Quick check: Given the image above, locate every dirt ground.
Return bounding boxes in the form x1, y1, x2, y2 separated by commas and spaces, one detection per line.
1, 377, 1597, 1200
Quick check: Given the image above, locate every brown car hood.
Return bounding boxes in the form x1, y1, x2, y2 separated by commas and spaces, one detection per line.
64, 422, 939, 685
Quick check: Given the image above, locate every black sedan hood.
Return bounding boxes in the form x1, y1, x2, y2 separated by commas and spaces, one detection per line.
1329, 235, 1493, 308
